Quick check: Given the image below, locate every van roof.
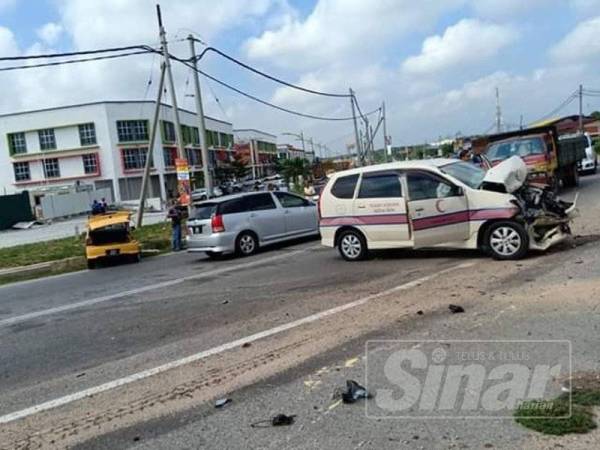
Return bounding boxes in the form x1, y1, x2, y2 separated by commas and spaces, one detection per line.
330, 158, 457, 178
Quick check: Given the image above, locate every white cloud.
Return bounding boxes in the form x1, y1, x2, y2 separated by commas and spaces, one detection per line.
244, 0, 465, 69
550, 16, 600, 62
36, 22, 64, 46
402, 19, 517, 75
0, 26, 18, 55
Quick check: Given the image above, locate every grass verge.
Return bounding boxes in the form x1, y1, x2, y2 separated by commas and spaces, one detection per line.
0, 222, 173, 285
515, 398, 597, 435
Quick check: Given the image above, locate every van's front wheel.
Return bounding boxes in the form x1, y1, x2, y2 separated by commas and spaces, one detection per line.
338, 229, 367, 261
484, 221, 529, 260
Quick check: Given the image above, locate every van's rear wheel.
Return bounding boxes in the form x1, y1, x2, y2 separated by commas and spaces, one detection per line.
236, 232, 258, 256
87, 259, 96, 270
338, 229, 367, 261
484, 221, 529, 260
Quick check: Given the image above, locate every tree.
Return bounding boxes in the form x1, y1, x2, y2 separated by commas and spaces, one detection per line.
590, 111, 600, 120
231, 154, 249, 179
281, 158, 310, 185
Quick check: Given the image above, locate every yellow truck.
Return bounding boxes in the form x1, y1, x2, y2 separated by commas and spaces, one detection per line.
85, 211, 140, 269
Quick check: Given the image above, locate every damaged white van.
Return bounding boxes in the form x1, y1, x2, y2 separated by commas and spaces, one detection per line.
319, 157, 577, 261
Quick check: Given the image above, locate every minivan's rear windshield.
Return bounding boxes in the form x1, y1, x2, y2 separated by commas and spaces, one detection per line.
192, 203, 218, 220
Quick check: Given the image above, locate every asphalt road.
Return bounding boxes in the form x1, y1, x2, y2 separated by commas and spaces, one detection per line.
1, 172, 599, 449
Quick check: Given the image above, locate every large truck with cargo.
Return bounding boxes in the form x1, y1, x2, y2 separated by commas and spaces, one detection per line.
481, 125, 587, 191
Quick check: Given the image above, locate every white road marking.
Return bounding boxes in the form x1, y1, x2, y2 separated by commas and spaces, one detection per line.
0, 261, 474, 425
0, 246, 318, 328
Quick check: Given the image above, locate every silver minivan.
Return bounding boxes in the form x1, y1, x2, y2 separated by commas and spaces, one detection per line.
187, 191, 319, 258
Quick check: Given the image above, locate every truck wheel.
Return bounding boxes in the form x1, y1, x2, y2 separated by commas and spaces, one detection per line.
484, 221, 529, 261
87, 259, 96, 270
338, 229, 368, 261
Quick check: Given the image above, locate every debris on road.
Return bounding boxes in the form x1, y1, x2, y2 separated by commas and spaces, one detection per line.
215, 398, 232, 408
341, 380, 372, 404
448, 304, 465, 314
416, 310, 424, 315
242, 342, 252, 348
222, 300, 229, 305
251, 414, 296, 428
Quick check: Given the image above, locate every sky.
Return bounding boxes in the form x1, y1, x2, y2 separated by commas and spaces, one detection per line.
1, 0, 600, 154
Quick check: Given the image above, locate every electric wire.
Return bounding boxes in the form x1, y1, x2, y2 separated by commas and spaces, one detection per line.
175, 58, 380, 122
0, 50, 152, 72
0, 45, 158, 61
192, 44, 351, 98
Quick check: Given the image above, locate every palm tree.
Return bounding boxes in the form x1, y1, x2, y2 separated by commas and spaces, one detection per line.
281, 158, 309, 185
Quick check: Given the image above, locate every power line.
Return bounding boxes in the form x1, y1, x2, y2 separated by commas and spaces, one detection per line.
528, 90, 578, 125
0, 50, 152, 72
0, 45, 158, 61
175, 58, 380, 122
192, 43, 351, 98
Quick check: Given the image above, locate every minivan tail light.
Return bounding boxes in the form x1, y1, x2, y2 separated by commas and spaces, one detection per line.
211, 214, 225, 233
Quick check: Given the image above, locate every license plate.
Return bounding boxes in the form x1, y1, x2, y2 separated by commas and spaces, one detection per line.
107, 249, 119, 256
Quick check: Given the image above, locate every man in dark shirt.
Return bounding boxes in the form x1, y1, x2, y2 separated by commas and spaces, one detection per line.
167, 201, 183, 251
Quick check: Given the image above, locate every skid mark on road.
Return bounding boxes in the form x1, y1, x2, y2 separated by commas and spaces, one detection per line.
0, 260, 474, 426
0, 247, 317, 329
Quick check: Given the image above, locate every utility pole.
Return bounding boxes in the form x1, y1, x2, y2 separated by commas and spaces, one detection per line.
382, 101, 389, 163
188, 35, 212, 197
136, 63, 167, 228
349, 88, 363, 166
495, 87, 502, 133
519, 114, 523, 130
250, 139, 257, 179
579, 84, 583, 133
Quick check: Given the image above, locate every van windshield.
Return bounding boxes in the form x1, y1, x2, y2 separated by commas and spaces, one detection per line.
486, 137, 545, 162
192, 203, 218, 220
440, 161, 486, 189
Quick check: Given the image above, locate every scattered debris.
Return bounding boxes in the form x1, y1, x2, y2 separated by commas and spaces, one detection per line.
416, 310, 424, 315
341, 380, 372, 404
12, 221, 38, 230
76, 372, 86, 378
575, 260, 584, 264
344, 357, 359, 368
221, 300, 229, 305
215, 398, 232, 408
251, 414, 296, 428
448, 304, 465, 314
242, 342, 252, 348
133, 436, 140, 442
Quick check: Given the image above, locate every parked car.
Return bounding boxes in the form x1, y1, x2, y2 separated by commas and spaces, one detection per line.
187, 191, 319, 258
85, 211, 141, 269
191, 187, 223, 202
319, 157, 577, 261
577, 133, 598, 175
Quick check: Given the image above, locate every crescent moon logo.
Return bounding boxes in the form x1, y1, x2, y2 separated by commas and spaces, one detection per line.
435, 199, 445, 213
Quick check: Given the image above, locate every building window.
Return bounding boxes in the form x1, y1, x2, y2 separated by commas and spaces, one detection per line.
185, 148, 203, 166
38, 129, 56, 150
82, 154, 99, 174
116, 120, 149, 142
42, 158, 60, 178
8, 132, 27, 154
78, 123, 97, 146
191, 127, 200, 146
163, 147, 176, 167
122, 147, 149, 170
161, 121, 176, 143
13, 161, 30, 181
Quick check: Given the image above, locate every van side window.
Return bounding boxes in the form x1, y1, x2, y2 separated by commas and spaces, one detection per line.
246, 193, 276, 211
220, 198, 247, 215
331, 174, 359, 199
358, 174, 402, 198
407, 172, 460, 200
274, 192, 308, 207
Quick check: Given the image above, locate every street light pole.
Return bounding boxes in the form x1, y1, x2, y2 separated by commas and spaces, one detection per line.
188, 35, 212, 197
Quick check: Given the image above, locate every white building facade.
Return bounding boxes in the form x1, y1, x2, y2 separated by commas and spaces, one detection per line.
0, 101, 234, 204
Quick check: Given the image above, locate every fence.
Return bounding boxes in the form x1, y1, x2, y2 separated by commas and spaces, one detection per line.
0, 191, 34, 230
39, 188, 114, 220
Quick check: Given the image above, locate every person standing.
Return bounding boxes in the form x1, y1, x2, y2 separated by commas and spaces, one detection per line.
167, 201, 183, 252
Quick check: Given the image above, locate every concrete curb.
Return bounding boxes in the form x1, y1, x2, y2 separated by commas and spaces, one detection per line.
0, 257, 83, 277
0, 249, 168, 277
